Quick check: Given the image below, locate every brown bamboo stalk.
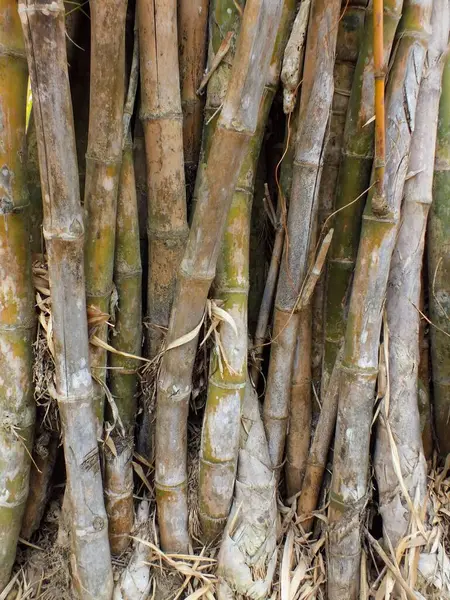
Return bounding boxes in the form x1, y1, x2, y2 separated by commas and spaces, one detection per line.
327, 1, 433, 596
84, 0, 127, 435
178, 0, 209, 191
373, 0, 386, 204
374, 0, 448, 549
297, 348, 342, 532
262, 0, 342, 471
138, 0, 189, 365
19, 2, 113, 596
155, 0, 284, 552
0, 1, 35, 589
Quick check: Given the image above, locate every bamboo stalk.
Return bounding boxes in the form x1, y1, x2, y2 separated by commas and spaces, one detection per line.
374, 0, 448, 549
0, 1, 35, 589
312, 0, 367, 392
262, 0, 342, 471
322, 0, 404, 390
328, 1, 433, 597
428, 33, 450, 458
297, 348, 342, 532
155, 0, 283, 553
19, 2, 113, 596
217, 382, 278, 599
84, 0, 127, 435
26, 110, 43, 256
199, 0, 296, 543
138, 0, 189, 363
373, 0, 385, 205
104, 136, 142, 555
21, 425, 58, 540
178, 0, 209, 192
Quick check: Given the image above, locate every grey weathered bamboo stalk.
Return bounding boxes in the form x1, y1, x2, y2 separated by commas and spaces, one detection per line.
0, 1, 35, 589
263, 0, 342, 471
328, 1, 433, 597
20, 2, 113, 596
84, 0, 127, 435
374, 0, 448, 549
155, 0, 284, 553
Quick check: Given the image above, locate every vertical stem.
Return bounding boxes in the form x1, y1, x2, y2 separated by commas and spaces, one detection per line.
328, 1, 433, 596
428, 47, 450, 457
0, 1, 35, 589
178, 0, 209, 194
20, 1, 113, 596
138, 0, 189, 361
263, 0, 342, 471
373, 0, 386, 204
84, 0, 127, 435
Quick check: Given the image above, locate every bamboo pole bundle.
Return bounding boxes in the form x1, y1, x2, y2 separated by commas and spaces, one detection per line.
199, 0, 295, 543
138, 0, 189, 363
0, 1, 35, 589
322, 0, 404, 390
84, 0, 127, 434
262, 0, 342, 472
311, 0, 366, 391
19, 2, 113, 597
217, 382, 278, 599
155, 0, 283, 553
428, 37, 450, 458
178, 0, 209, 191
104, 135, 142, 555
328, 1, 433, 597
374, 0, 448, 549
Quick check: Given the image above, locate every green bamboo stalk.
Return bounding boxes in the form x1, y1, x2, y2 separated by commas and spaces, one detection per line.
0, 1, 35, 589
199, 0, 296, 543
312, 0, 367, 392
20, 0, 113, 596
262, 0, 342, 472
428, 38, 450, 458
104, 136, 142, 555
374, 0, 448, 549
155, 0, 283, 553
328, 1, 433, 597
84, 0, 127, 435
322, 0, 404, 391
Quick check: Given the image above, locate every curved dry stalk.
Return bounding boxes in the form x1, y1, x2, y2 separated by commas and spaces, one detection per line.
0, 1, 35, 589
155, 0, 284, 553
428, 34, 450, 458
322, 0, 404, 390
328, 1, 433, 597
104, 135, 143, 555
178, 0, 209, 191
217, 383, 278, 600
84, 0, 127, 435
263, 0, 342, 472
374, 0, 448, 549
20, 2, 114, 596
138, 0, 189, 363
199, 0, 296, 543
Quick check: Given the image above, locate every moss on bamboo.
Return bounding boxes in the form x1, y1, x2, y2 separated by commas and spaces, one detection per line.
0, 2, 35, 589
